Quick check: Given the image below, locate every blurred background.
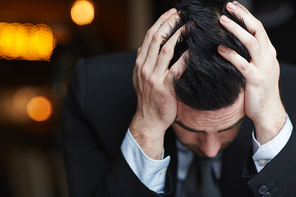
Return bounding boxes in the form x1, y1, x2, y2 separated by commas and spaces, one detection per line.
0, 0, 294, 196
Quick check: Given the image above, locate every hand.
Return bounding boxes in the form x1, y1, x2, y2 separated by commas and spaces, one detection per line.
218, 1, 286, 144
130, 9, 187, 159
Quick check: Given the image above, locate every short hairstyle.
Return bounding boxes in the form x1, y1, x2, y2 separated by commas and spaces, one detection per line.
165, 0, 251, 111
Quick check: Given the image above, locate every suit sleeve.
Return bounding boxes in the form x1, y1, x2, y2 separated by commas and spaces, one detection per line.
62, 59, 173, 197
243, 126, 296, 196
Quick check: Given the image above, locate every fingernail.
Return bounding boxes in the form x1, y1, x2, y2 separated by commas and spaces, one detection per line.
218, 45, 227, 52
220, 15, 231, 23
227, 2, 237, 10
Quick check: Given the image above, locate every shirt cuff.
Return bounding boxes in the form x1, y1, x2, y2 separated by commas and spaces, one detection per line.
121, 129, 171, 193
252, 114, 293, 172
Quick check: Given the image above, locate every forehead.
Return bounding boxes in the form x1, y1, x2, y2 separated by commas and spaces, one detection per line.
175, 93, 245, 133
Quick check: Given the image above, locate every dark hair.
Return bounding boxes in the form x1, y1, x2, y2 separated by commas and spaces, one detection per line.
166, 0, 251, 111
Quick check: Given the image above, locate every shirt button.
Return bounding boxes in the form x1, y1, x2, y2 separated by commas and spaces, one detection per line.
159, 168, 167, 175
258, 185, 269, 194
259, 159, 267, 166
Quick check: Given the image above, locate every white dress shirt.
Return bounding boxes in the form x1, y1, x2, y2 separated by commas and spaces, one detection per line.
121, 114, 292, 195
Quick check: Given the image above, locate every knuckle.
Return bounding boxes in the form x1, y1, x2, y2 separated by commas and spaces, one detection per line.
244, 36, 258, 49
147, 75, 156, 86
271, 46, 277, 57
146, 28, 156, 39
135, 58, 142, 69
251, 19, 263, 34
239, 61, 250, 72
160, 45, 172, 55
152, 32, 163, 43
140, 65, 149, 78
256, 19, 264, 29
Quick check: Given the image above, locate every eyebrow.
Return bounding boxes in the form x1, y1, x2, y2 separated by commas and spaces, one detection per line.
175, 116, 246, 134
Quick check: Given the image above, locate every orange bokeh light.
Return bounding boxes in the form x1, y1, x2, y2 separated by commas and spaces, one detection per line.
71, 0, 95, 26
27, 96, 52, 122
0, 23, 56, 61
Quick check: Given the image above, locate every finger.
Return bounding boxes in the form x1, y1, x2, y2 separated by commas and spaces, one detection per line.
153, 24, 184, 76
231, 1, 276, 55
219, 15, 262, 64
167, 50, 188, 81
135, 9, 177, 86
232, 1, 250, 14
138, 9, 177, 63
225, 2, 271, 50
218, 45, 254, 81
143, 12, 180, 75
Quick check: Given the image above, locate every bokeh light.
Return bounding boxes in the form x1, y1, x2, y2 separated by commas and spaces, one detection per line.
0, 23, 56, 61
27, 96, 52, 122
12, 88, 37, 121
71, 0, 95, 26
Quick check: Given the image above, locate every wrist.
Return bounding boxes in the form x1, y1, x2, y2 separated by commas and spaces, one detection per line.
129, 114, 167, 160
252, 104, 286, 145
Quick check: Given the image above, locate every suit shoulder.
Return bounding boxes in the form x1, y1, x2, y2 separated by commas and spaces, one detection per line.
85, 50, 137, 69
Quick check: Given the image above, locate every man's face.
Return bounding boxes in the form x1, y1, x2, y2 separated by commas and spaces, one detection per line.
173, 93, 245, 158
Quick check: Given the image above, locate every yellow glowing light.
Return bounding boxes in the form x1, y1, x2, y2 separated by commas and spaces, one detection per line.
71, 0, 95, 25
0, 23, 56, 61
27, 96, 52, 122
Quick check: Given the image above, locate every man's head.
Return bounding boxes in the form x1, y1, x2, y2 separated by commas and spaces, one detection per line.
165, 0, 251, 157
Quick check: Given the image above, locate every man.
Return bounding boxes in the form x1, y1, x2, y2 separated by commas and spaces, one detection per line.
62, 0, 296, 196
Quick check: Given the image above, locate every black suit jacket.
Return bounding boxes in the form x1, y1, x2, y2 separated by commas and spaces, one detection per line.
62, 51, 296, 197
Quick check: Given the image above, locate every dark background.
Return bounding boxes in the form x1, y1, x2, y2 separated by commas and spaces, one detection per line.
0, 0, 294, 196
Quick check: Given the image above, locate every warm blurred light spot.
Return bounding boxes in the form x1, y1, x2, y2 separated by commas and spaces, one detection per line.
12, 88, 37, 119
27, 96, 52, 122
71, 0, 95, 25
0, 23, 56, 61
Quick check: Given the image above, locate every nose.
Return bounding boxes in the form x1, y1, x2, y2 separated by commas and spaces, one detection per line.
199, 133, 221, 158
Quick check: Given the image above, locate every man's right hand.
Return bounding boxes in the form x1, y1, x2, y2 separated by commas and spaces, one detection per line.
130, 9, 186, 160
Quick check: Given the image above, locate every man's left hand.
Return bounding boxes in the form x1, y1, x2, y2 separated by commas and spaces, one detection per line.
218, 1, 286, 145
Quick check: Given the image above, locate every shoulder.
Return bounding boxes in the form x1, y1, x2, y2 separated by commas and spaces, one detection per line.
76, 50, 137, 73
65, 50, 138, 155
86, 50, 137, 66
70, 49, 137, 112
